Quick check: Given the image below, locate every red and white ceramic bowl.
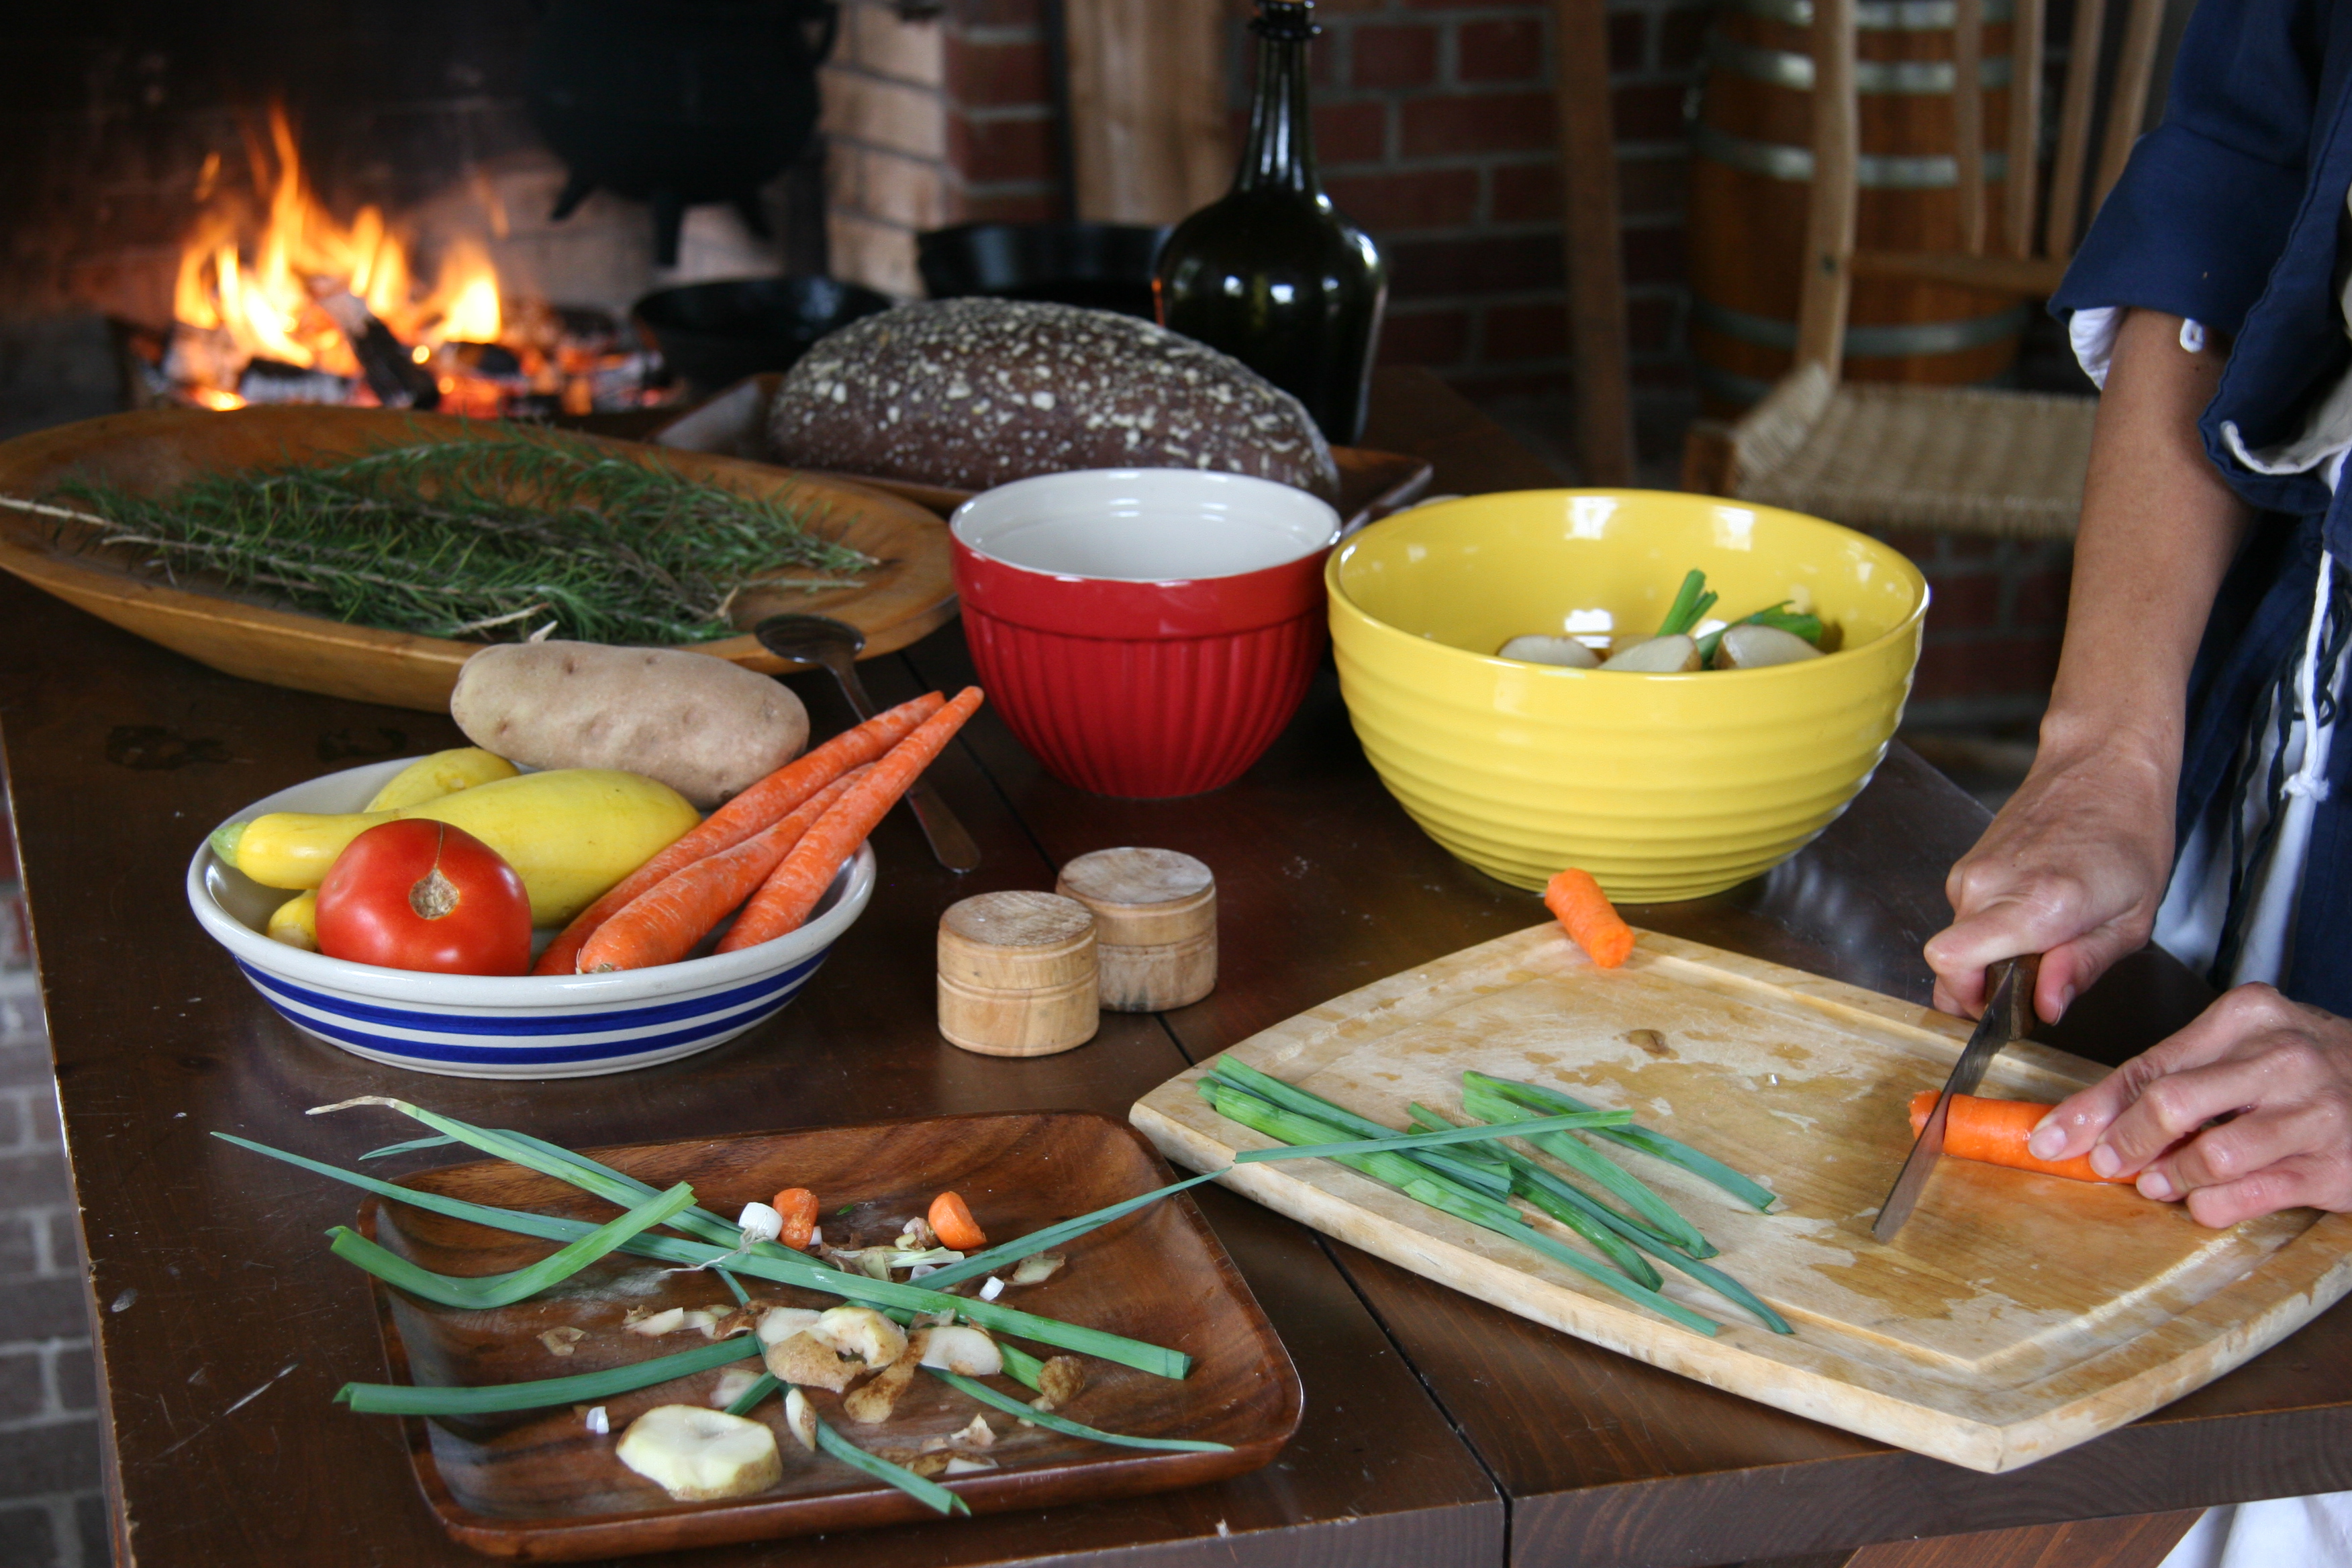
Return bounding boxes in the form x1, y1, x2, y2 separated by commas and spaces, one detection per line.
950, 469, 1342, 797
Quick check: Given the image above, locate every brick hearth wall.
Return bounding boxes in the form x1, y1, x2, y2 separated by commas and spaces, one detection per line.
1300, 0, 1704, 444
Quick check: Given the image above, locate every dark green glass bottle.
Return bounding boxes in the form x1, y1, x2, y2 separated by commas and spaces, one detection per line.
1153, 0, 1387, 445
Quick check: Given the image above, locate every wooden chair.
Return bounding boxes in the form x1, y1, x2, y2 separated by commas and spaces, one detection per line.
1681, 0, 2167, 539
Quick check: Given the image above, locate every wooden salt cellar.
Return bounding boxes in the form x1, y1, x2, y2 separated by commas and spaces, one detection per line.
936, 891, 1099, 1057
1055, 847, 1217, 1012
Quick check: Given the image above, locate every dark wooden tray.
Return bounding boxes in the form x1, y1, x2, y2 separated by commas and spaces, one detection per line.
652, 373, 1436, 536
360, 1110, 1302, 1560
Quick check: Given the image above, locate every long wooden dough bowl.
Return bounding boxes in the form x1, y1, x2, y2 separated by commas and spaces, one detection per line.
0, 405, 957, 712
1131, 924, 2352, 1473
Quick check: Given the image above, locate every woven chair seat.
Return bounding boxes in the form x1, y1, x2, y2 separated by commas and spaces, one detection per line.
1736, 379, 2098, 540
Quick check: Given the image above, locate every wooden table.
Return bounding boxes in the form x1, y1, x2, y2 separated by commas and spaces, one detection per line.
5, 369, 2348, 1568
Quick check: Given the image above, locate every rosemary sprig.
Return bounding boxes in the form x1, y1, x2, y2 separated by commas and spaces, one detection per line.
19, 427, 874, 644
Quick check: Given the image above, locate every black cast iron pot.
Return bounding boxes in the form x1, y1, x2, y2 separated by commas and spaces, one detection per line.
527, 0, 838, 266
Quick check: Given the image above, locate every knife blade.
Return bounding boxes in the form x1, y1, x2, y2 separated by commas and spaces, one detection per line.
1870, 953, 2041, 1244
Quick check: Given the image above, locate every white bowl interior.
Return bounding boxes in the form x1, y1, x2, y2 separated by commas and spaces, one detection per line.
951, 468, 1341, 583
188, 756, 871, 1007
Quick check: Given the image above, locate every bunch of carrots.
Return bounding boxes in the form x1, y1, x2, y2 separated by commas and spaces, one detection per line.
534, 688, 984, 975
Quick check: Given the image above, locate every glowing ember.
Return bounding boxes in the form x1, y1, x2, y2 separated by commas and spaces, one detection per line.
156, 104, 658, 417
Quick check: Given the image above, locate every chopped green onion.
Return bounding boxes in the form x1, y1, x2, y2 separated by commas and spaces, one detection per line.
1409, 1106, 1659, 1288
1230, 1109, 1631, 1166
221, 1127, 1194, 1379
359, 1134, 460, 1160
1199, 1081, 1718, 1335
1461, 1081, 1714, 1257
337, 1336, 759, 1414
1200, 1083, 1500, 1215
812, 1410, 969, 1516
926, 1370, 1234, 1453
724, 1371, 780, 1418
1658, 569, 1714, 637
1467, 1072, 1777, 1212
917, 1169, 1227, 1291
1395, 1176, 1718, 1336
995, 1342, 1045, 1391
1457, 1126, 1792, 1334
1209, 1059, 1510, 1197
324, 1180, 695, 1310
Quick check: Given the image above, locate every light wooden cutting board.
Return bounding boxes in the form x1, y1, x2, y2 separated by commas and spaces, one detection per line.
1130, 924, 2352, 1473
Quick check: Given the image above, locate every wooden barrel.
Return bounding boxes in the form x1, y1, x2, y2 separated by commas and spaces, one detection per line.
1688, 0, 2031, 412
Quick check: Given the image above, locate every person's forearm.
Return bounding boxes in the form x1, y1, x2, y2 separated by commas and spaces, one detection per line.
2042, 309, 2252, 771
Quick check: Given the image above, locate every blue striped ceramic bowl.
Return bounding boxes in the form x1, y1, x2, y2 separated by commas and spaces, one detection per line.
186, 758, 875, 1079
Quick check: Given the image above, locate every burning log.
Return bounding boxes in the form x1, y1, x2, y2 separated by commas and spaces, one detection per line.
315, 290, 441, 410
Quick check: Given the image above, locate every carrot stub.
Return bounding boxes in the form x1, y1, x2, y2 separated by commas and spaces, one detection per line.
1906, 1091, 2136, 1185
575, 770, 866, 973
1545, 867, 1635, 969
532, 691, 946, 975
717, 687, 986, 952
771, 1187, 819, 1251
928, 1191, 987, 1251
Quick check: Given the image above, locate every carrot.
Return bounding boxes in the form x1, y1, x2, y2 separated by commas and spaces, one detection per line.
1545, 867, 1635, 969
928, 1191, 986, 1251
575, 771, 866, 972
532, 692, 945, 975
1906, 1091, 2135, 1185
716, 687, 985, 952
771, 1187, 819, 1251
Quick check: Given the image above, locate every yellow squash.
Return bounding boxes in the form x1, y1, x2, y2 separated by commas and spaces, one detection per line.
213, 769, 701, 927
265, 891, 320, 951
362, 747, 519, 812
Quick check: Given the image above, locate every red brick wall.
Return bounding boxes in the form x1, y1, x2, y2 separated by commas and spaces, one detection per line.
1878, 530, 2071, 728
883, 0, 1712, 430
1293, 0, 1706, 423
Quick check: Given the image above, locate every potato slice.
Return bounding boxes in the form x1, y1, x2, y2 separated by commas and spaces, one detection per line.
756, 1307, 822, 1346
1497, 634, 1600, 669
917, 1324, 1003, 1377
763, 1330, 861, 1392
615, 1405, 783, 1501
1716, 623, 1824, 669
842, 1353, 921, 1425
1600, 634, 1701, 673
810, 1306, 907, 1371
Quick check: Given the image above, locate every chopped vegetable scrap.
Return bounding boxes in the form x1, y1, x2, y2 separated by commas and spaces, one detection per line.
214, 1099, 1238, 1520
1544, 868, 1635, 969
928, 1191, 987, 1252
773, 1187, 820, 1251
1907, 1091, 2137, 1186
1199, 1058, 1792, 1338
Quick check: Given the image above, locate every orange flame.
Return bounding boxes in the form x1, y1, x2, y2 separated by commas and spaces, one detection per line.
173, 104, 502, 385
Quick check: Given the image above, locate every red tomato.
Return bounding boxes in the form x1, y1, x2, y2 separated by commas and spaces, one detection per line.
315, 820, 534, 976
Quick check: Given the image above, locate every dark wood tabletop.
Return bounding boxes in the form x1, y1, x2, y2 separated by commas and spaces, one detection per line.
3, 366, 2347, 1568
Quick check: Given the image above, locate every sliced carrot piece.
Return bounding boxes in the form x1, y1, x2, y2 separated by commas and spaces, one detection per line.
928, 1190, 986, 1251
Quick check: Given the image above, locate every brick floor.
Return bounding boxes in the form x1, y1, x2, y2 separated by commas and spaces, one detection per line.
0, 924, 109, 1568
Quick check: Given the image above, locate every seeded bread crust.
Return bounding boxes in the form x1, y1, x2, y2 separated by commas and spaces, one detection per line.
767, 299, 1342, 502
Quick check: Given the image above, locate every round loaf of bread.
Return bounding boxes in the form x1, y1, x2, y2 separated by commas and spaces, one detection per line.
767, 299, 1341, 503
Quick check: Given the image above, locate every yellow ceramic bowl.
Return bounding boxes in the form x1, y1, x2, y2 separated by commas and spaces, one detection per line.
1328, 489, 1928, 901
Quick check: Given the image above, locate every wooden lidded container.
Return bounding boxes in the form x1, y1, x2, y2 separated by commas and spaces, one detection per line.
1055, 847, 1217, 1012
937, 891, 1099, 1057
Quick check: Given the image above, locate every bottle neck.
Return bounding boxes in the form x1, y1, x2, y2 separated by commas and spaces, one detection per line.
1237, 4, 1319, 195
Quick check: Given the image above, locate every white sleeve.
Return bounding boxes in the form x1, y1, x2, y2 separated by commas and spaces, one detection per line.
2068, 307, 2208, 389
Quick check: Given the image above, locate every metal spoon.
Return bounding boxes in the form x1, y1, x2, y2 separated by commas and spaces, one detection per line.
753, 613, 982, 873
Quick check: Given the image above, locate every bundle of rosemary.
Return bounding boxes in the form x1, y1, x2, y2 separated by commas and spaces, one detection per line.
16, 428, 875, 644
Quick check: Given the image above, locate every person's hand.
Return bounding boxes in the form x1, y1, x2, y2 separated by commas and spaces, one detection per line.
1923, 734, 2177, 1024
2024, 985, 2352, 1226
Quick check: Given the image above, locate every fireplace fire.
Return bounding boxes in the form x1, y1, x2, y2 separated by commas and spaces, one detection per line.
134, 105, 669, 420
